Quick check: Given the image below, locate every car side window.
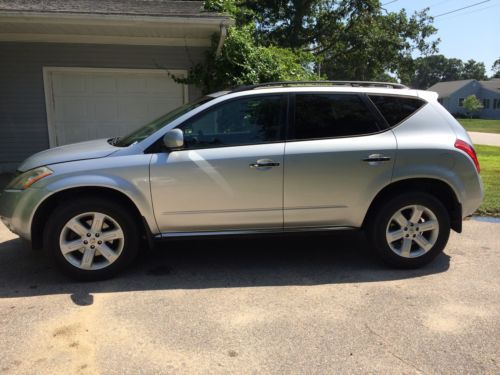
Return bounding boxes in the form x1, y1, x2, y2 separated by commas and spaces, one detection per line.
369, 95, 426, 127
292, 94, 380, 140
178, 95, 284, 149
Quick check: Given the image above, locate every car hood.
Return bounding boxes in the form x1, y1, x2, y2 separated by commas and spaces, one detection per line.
18, 139, 118, 172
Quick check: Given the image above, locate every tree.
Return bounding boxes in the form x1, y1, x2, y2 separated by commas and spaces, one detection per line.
462, 59, 486, 80
462, 95, 483, 118
244, 0, 439, 80
406, 55, 487, 89
408, 55, 462, 89
492, 58, 500, 79
186, 0, 440, 91
175, 22, 318, 94
176, 1, 320, 93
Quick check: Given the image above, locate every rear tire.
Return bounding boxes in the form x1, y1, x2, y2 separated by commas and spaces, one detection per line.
44, 197, 140, 280
366, 192, 450, 268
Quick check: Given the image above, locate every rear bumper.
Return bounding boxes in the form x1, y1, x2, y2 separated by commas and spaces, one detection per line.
461, 174, 484, 217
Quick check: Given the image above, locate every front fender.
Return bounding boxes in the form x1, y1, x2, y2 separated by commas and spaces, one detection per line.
33, 154, 158, 234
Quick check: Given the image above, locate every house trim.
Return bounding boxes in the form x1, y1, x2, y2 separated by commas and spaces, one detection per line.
42, 67, 189, 147
0, 33, 212, 47
0, 11, 234, 47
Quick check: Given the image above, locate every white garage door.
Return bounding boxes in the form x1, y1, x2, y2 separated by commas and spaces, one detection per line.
44, 68, 187, 146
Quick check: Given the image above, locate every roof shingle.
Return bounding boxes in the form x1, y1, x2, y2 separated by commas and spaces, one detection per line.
427, 80, 474, 97
479, 78, 500, 92
428, 79, 500, 97
0, 0, 218, 18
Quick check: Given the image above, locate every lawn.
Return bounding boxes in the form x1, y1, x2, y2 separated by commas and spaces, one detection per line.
475, 145, 500, 216
458, 119, 500, 134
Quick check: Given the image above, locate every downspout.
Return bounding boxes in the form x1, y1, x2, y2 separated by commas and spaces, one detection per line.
216, 22, 229, 57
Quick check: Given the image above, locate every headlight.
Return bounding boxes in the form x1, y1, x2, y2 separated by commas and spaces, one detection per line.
6, 167, 53, 190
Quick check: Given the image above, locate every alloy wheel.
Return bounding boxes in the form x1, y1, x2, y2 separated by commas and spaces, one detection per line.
385, 204, 439, 258
59, 212, 125, 270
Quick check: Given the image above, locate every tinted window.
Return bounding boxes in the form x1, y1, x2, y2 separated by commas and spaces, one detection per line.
293, 94, 380, 140
115, 96, 213, 147
369, 95, 425, 127
179, 95, 284, 149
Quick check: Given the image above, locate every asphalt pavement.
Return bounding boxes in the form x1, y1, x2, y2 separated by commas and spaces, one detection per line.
0, 219, 499, 374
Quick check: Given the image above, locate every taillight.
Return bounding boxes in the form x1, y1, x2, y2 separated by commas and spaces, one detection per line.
455, 139, 480, 173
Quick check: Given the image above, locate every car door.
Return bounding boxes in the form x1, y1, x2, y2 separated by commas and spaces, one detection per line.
283, 92, 396, 229
150, 94, 287, 234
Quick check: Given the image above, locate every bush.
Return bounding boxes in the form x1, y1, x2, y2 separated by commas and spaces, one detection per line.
174, 25, 319, 94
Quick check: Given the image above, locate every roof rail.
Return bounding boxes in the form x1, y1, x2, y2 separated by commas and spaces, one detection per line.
231, 80, 408, 92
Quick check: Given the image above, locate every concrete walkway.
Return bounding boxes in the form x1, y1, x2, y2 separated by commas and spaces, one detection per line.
468, 132, 500, 147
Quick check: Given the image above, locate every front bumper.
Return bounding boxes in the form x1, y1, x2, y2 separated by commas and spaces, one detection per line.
0, 187, 47, 240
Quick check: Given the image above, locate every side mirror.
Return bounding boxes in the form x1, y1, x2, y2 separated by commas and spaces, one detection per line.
163, 129, 184, 150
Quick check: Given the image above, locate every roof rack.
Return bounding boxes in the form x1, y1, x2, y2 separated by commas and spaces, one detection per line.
231, 80, 408, 92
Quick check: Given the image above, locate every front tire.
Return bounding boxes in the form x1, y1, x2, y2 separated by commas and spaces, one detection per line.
44, 197, 140, 280
367, 192, 450, 268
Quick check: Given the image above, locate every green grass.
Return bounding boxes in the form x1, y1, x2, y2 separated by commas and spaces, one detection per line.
458, 119, 500, 134
475, 145, 500, 216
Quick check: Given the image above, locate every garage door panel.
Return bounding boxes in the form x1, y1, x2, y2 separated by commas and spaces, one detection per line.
147, 76, 180, 93
95, 123, 123, 139
92, 76, 118, 93
48, 69, 186, 146
56, 97, 90, 121
94, 99, 118, 121
117, 99, 150, 121
56, 74, 87, 95
58, 122, 91, 145
117, 76, 148, 93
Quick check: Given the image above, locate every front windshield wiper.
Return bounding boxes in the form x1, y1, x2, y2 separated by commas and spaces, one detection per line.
107, 137, 121, 146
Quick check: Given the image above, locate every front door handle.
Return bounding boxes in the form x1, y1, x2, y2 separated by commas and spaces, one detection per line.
250, 159, 280, 168
362, 154, 391, 162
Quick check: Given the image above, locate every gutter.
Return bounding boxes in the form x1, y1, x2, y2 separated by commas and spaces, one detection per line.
216, 22, 230, 57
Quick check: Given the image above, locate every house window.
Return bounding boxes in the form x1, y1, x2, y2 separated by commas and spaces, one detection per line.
483, 99, 490, 109
458, 98, 465, 107
494, 99, 500, 109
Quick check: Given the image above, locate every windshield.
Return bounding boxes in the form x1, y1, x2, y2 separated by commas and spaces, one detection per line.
114, 96, 214, 147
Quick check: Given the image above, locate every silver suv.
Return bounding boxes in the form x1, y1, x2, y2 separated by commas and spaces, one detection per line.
0, 81, 483, 279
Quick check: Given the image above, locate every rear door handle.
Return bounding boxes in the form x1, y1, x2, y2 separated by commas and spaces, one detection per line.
250, 159, 280, 168
363, 154, 391, 162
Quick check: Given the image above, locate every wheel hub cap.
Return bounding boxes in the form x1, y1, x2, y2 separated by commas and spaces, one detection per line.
386, 204, 439, 258
59, 212, 125, 271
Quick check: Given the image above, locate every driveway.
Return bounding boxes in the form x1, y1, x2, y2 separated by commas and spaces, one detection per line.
0, 220, 499, 374
469, 131, 500, 147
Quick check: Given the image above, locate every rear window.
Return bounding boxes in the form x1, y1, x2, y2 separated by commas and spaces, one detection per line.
293, 94, 380, 140
369, 95, 426, 127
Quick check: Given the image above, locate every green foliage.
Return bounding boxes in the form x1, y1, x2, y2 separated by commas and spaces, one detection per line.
203, 0, 235, 12
176, 25, 319, 94
190, 1, 441, 91
406, 55, 487, 89
492, 58, 500, 79
462, 59, 487, 80
244, 0, 439, 81
458, 119, 500, 134
203, 0, 254, 25
475, 145, 500, 216
463, 95, 483, 118
321, 7, 438, 80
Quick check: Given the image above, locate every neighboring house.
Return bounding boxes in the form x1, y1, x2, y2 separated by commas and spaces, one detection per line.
428, 79, 500, 120
0, 0, 232, 172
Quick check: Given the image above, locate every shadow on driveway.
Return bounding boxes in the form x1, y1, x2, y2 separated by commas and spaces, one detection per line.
0, 231, 450, 304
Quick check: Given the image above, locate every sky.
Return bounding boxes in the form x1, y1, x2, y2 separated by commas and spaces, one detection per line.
383, 0, 500, 76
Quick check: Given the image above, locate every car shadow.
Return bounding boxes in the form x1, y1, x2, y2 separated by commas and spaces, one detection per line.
0, 231, 450, 304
